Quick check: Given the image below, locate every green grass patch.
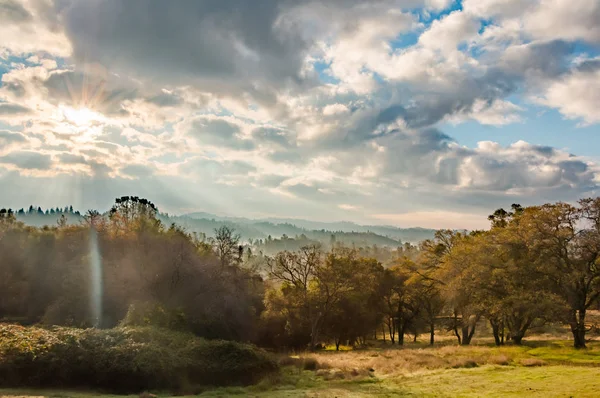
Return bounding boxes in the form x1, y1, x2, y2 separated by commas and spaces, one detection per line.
398, 365, 600, 397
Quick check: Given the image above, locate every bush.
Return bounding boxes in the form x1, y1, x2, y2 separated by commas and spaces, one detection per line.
0, 324, 278, 393
302, 357, 319, 371
520, 358, 547, 367
489, 355, 510, 366
451, 358, 478, 368
120, 301, 187, 330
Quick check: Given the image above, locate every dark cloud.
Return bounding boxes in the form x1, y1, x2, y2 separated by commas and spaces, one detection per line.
0, 103, 31, 115
252, 127, 295, 148
254, 174, 288, 188
375, 131, 597, 192
121, 164, 155, 179
59, 0, 314, 90
1, 81, 26, 98
267, 150, 304, 164
57, 153, 86, 164
0, 0, 32, 24
0, 130, 26, 145
43, 69, 138, 115
0, 151, 52, 170
145, 92, 184, 108
179, 157, 256, 180
499, 40, 575, 78
189, 118, 255, 151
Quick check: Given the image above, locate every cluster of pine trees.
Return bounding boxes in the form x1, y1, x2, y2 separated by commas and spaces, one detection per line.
1, 197, 600, 349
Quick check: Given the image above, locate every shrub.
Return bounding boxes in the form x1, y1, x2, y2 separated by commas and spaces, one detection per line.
120, 301, 187, 330
489, 355, 510, 366
0, 324, 278, 393
302, 357, 319, 371
451, 358, 478, 368
520, 358, 547, 367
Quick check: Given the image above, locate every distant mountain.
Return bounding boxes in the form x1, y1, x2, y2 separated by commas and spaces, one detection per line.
9, 206, 437, 249
180, 212, 436, 244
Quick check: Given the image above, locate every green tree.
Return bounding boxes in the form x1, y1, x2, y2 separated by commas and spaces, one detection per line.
520, 201, 600, 348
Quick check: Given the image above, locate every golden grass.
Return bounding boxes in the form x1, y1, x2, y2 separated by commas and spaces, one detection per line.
520, 358, 547, 367
3, 338, 600, 397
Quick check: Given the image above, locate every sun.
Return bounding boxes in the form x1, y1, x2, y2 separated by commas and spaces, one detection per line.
61, 106, 103, 126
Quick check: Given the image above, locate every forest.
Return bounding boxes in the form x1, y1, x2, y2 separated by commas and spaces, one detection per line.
1, 196, 600, 351
11, 205, 434, 256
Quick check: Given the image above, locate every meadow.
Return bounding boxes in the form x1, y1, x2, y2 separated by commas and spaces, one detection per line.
2, 335, 600, 397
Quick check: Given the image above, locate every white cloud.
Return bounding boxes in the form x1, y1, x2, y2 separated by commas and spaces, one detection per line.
534, 62, 600, 124
0, 0, 71, 56
523, 0, 600, 44
463, 0, 533, 19
447, 99, 523, 126
419, 10, 480, 53
323, 103, 349, 116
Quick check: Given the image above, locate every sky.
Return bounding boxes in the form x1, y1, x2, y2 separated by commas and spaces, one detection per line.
0, 0, 599, 230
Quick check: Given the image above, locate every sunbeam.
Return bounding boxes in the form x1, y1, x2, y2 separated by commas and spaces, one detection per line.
89, 227, 103, 328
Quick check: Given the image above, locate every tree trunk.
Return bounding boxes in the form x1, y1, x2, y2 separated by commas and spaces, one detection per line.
429, 322, 435, 346
453, 325, 461, 345
398, 325, 405, 345
492, 327, 501, 346
387, 319, 395, 344
452, 312, 461, 344
570, 309, 587, 349
335, 339, 340, 351
382, 324, 386, 343
512, 333, 524, 345
461, 324, 476, 346
309, 314, 322, 350
490, 318, 503, 346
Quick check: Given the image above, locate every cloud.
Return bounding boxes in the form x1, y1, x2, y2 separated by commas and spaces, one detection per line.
58, 0, 317, 95
375, 132, 597, 193
187, 117, 255, 151
0, 130, 27, 150
0, 0, 598, 229
0, 0, 71, 56
0, 150, 52, 170
42, 67, 139, 116
0, 0, 32, 23
448, 99, 523, 126
523, 0, 600, 44
56, 152, 86, 164
534, 60, 600, 124
323, 103, 349, 116
372, 210, 490, 230
418, 10, 480, 53
120, 164, 155, 179
0, 103, 31, 115
465, 0, 600, 44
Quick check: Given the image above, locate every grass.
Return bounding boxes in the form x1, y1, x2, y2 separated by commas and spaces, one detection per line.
2, 339, 600, 397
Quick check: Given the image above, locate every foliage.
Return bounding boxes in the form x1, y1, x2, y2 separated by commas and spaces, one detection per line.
0, 197, 264, 343
3, 195, 600, 353
0, 324, 277, 393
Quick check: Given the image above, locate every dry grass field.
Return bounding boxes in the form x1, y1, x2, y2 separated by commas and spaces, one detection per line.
3, 336, 600, 397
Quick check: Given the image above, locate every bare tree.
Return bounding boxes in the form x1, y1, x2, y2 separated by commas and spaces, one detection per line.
214, 225, 241, 267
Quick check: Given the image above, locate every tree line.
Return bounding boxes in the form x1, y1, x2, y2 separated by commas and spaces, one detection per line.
1, 197, 599, 349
